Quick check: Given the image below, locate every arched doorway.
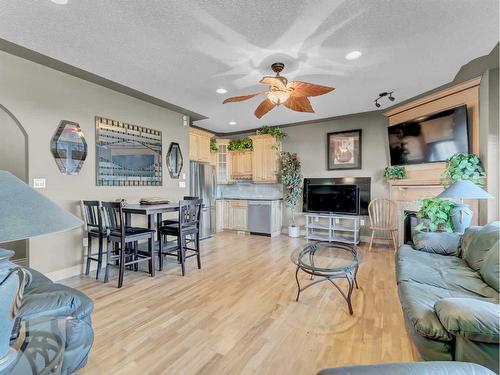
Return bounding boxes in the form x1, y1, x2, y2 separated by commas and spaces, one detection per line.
0, 103, 29, 265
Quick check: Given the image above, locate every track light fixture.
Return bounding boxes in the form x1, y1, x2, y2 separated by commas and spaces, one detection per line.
374, 91, 395, 108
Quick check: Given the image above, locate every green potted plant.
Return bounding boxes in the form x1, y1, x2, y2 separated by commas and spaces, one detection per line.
442, 152, 486, 187
256, 126, 287, 148
415, 198, 456, 232
383, 166, 407, 181
228, 138, 253, 151
210, 139, 218, 152
278, 152, 302, 237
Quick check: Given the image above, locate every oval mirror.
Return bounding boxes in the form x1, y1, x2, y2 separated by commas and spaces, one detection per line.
166, 142, 183, 179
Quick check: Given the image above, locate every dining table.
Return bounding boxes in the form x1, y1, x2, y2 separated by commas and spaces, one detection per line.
122, 202, 180, 246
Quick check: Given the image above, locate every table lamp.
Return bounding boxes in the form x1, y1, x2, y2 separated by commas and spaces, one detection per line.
437, 179, 493, 233
0, 171, 82, 370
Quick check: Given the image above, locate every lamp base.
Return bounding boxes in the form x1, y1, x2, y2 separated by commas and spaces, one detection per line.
0, 347, 16, 371
451, 204, 473, 234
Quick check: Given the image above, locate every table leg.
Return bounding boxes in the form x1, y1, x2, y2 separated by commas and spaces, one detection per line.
295, 266, 301, 302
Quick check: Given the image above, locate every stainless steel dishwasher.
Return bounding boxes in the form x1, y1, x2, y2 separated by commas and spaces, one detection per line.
248, 200, 272, 236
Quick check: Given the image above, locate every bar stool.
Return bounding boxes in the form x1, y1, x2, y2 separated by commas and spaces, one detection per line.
161, 196, 199, 226
158, 199, 202, 275
81, 200, 106, 279
101, 201, 156, 288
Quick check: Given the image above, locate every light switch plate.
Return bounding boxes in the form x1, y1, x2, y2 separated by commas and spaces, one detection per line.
33, 178, 46, 189
360, 219, 365, 226
179, 181, 186, 188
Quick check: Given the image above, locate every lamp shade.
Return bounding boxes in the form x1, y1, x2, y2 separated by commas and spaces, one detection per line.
0, 171, 82, 243
437, 179, 494, 200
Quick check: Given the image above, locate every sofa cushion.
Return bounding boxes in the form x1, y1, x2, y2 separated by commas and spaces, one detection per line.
397, 246, 498, 299
413, 232, 461, 255
480, 241, 500, 292
462, 222, 500, 271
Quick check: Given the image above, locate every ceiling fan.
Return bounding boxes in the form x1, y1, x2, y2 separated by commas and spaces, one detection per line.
223, 63, 335, 119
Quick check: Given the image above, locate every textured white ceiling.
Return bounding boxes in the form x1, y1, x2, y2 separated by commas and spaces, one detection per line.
0, 0, 498, 132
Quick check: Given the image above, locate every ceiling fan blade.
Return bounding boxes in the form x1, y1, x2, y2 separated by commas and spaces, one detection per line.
259, 76, 287, 90
283, 96, 314, 113
223, 92, 262, 104
254, 98, 276, 119
288, 81, 335, 97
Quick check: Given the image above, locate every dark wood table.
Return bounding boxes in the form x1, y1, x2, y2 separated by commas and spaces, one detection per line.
123, 203, 180, 247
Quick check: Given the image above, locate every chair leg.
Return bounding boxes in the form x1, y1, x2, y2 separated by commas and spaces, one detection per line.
104, 239, 111, 283
149, 234, 155, 277
195, 232, 201, 269
158, 231, 164, 271
96, 234, 103, 280
180, 234, 186, 276
368, 230, 375, 252
85, 233, 92, 276
133, 242, 139, 272
118, 238, 126, 288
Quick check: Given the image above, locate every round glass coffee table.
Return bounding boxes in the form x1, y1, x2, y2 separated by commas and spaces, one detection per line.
291, 241, 360, 315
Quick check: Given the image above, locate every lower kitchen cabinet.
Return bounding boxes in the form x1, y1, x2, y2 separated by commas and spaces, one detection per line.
224, 200, 248, 231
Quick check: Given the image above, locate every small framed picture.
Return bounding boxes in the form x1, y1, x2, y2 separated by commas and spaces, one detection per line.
327, 129, 362, 170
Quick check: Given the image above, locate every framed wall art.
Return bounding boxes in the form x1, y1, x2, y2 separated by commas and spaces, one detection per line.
327, 129, 362, 170
50, 120, 87, 175
95, 116, 162, 186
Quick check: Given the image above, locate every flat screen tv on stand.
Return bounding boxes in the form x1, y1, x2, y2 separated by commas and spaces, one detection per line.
303, 177, 371, 216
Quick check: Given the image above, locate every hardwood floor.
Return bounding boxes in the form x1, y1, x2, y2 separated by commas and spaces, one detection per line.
63, 232, 415, 375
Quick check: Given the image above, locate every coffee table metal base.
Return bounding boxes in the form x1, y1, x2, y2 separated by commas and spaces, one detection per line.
294, 266, 359, 315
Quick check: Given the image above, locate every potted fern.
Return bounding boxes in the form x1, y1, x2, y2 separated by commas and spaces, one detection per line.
278, 152, 302, 237
383, 166, 407, 181
442, 152, 486, 187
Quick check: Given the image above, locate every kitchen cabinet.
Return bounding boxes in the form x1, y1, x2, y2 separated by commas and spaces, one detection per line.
249, 134, 280, 183
215, 200, 225, 232
215, 139, 231, 184
224, 200, 248, 231
229, 150, 253, 180
189, 128, 213, 163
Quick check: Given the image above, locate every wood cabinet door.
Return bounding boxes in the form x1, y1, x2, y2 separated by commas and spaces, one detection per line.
189, 133, 199, 161
198, 135, 211, 163
229, 151, 239, 179
241, 151, 253, 177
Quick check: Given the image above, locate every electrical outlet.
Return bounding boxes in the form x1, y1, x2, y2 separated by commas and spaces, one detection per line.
33, 178, 46, 189
179, 181, 186, 188
360, 219, 365, 226
335, 218, 340, 224
181, 173, 186, 180
82, 237, 88, 247
314, 217, 319, 223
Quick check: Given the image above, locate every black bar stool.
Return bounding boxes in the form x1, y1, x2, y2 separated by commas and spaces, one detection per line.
158, 199, 202, 275
81, 200, 105, 279
101, 201, 156, 288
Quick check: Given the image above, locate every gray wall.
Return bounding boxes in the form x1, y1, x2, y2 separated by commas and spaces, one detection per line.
0, 51, 189, 275
281, 111, 390, 230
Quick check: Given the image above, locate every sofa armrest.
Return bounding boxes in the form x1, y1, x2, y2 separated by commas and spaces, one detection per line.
435, 298, 499, 343
412, 232, 462, 256
18, 291, 84, 320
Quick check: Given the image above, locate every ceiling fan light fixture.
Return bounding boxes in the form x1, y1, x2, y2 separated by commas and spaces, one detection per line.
345, 50, 362, 60
267, 90, 290, 105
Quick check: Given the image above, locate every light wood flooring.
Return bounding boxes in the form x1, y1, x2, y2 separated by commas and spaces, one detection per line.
63, 232, 415, 375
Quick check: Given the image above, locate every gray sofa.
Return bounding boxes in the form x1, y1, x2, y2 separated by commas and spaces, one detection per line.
396, 222, 499, 373
18, 268, 94, 374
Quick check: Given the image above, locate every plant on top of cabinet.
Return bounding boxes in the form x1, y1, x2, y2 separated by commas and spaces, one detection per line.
278, 152, 302, 238
256, 126, 287, 143
228, 138, 253, 151
383, 165, 407, 181
210, 139, 218, 152
442, 152, 486, 187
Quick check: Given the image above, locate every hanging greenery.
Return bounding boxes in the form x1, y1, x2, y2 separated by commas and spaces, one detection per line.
442, 152, 486, 187
210, 139, 218, 152
383, 166, 407, 181
415, 198, 456, 232
228, 138, 253, 151
278, 152, 302, 227
256, 126, 287, 141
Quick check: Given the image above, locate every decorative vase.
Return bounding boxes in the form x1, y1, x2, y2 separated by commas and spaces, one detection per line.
288, 225, 300, 238
450, 203, 473, 234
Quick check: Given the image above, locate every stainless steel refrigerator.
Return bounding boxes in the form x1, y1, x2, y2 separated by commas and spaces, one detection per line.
189, 161, 216, 239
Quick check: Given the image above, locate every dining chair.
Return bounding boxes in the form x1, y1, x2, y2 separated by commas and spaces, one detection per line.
101, 201, 156, 288
81, 200, 106, 279
368, 198, 398, 252
161, 196, 200, 226
158, 199, 202, 275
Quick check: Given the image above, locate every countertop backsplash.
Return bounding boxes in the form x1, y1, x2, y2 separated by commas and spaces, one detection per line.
217, 183, 283, 200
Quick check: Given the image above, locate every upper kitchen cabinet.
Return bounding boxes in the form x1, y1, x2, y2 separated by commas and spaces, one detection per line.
230, 150, 253, 180
189, 127, 213, 163
250, 134, 281, 183
215, 139, 231, 184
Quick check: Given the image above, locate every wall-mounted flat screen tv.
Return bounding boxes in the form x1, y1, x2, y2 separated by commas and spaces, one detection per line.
388, 105, 469, 166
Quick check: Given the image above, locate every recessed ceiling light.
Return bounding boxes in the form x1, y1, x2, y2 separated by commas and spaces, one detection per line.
228, 121, 237, 125
216, 88, 227, 94
345, 51, 362, 60
51, 0, 68, 4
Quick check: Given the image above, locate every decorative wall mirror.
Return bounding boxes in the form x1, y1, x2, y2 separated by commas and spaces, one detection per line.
166, 142, 183, 178
50, 120, 87, 175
